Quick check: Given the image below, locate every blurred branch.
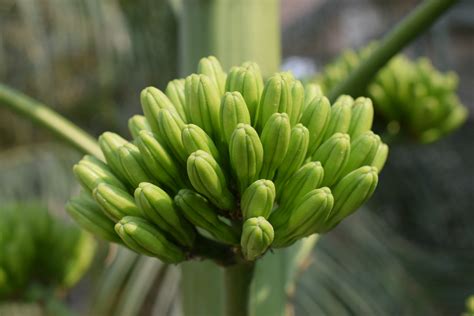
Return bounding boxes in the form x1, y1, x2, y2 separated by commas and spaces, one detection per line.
328, 0, 459, 101
0, 83, 102, 159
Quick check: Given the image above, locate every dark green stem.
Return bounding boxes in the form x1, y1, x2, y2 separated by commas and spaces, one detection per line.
192, 235, 237, 266
0, 83, 103, 159
328, 0, 459, 101
224, 262, 255, 316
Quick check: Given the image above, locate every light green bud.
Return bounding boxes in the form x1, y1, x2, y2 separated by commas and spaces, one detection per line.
198, 56, 227, 95
371, 142, 389, 173
165, 79, 187, 121
241, 217, 274, 261
241, 179, 276, 220
322, 95, 353, 141
300, 96, 331, 157
118, 143, 154, 188
182, 124, 220, 161
93, 183, 141, 221
342, 131, 380, 176
73, 156, 126, 194
220, 91, 251, 143
140, 86, 178, 135
98, 132, 129, 180
348, 97, 374, 139
128, 115, 151, 140
289, 79, 305, 126
157, 109, 188, 163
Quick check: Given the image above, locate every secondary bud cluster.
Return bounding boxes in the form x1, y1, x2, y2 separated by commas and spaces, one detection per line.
0, 204, 95, 299
68, 56, 388, 264
316, 45, 468, 143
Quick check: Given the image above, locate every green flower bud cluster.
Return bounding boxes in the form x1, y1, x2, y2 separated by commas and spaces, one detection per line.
0, 203, 95, 299
315, 45, 468, 143
69, 56, 388, 263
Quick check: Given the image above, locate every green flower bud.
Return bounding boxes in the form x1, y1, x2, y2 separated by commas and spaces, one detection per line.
182, 124, 220, 162
98, 132, 129, 180
166, 79, 187, 121
273, 162, 325, 226
136, 130, 188, 192
241, 179, 276, 220
198, 56, 227, 95
275, 123, 309, 188
256, 73, 292, 131
342, 131, 381, 176
371, 142, 389, 173
174, 189, 239, 245
225, 62, 263, 122
241, 217, 274, 261
312, 133, 351, 187
128, 115, 151, 140
303, 83, 323, 112
220, 91, 251, 143
115, 216, 185, 263
229, 124, 263, 193
288, 79, 305, 126
324, 166, 378, 231
187, 150, 235, 210
93, 183, 141, 221
272, 187, 333, 248
140, 86, 178, 135
300, 96, 331, 157
157, 109, 188, 163
73, 155, 127, 194
134, 182, 195, 247
260, 113, 291, 180
185, 74, 221, 138
322, 95, 353, 141
66, 195, 120, 243
348, 97, 374, 139
118, 143, 154, 188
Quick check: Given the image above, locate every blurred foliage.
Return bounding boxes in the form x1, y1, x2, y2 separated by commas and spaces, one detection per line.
0, 0, 178, 148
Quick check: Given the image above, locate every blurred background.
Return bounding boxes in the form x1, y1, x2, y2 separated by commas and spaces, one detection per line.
0, 0, 472, 315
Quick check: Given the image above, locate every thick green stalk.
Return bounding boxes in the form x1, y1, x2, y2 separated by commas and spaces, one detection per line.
0, 83, 103, 159
328, 0, 459, 101
224, 262, 255, 316
179, 0, 280, 76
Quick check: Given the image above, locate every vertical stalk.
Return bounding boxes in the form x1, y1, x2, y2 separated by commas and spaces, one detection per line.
179, 0, 280, 76
224, 262, 255, 316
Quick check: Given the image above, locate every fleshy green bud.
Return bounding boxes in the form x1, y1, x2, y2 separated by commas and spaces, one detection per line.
275, 124, 309, 187
98, 132, 129, 180
93, 183, 141, 221
140, 86, 178, 134
187, 150, 235, 210
157, 109, 188, 163
118, 143, 154, 188
348, 97, 374, 139
185, 74, 221, 138
182, 124, 220, 161
174, 189, 239, 245
312, 133, 351, 187
165, 79, 187, 121
241, 179, 276, 220
66, 195, 120, 243
288, 79, 305, 126
274, 161, 325, 223
324, 166, 378, 230
128, 115, 151, 139
136, 131, 188, 192
198, 56, 226, 95
300, 96, 331, 157
241, 217, 274, 261
438, 105, 468, 136
73, 155, 127, 194
260, 113, 291, 180
303, 83, 323, 112
115, 216, 185, 263
256, 73, 292, 131
322, 95, 353, 141
342, 131, 380, 176
272, 187, 333, 247
371, 142, 389, 173
225, 62, 263, 122
220, 92, 251, 143
229, 124, 264, 193
134, 182, 195, 247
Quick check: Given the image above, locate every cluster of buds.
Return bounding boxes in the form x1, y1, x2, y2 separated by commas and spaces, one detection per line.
0, 204, 95, 299
68, 56, 388, 264
316, 46, 468, 143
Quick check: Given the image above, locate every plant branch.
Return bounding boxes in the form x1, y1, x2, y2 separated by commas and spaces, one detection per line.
328, 0, 459, 101
224, 262, 255, 316
0, 83, 103, 159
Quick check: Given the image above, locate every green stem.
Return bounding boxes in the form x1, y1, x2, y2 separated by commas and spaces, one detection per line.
0, 83, 102, 159
224, 262, 255, 316
328, 0, 459, 101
